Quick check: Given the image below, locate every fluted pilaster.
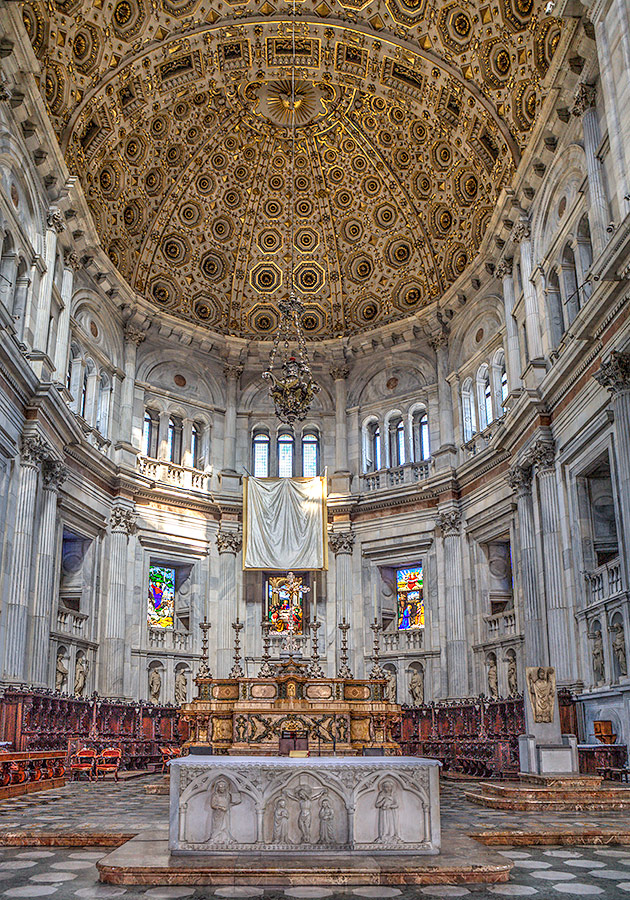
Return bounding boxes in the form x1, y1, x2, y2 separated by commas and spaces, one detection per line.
216, 528, 242, 676
330, 366, 350, 473
435, 510, 468, 697
329, 530, 355, 673
103, 506, 136, 696
572, 84, 609, 258
495, 258, 522, 391
512, 221, 543, 361
222, 365, 243, 473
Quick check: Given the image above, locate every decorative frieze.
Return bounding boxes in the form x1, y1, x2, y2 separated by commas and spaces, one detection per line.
110, 507, 137, 535
216, 529, 243, 554
329, 530, 355, 555
594, 350, 630, 394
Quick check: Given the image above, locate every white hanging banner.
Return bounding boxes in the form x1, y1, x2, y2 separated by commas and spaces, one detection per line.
243, 476, 327, 571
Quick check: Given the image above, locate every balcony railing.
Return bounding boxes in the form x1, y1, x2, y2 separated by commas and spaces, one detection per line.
484, 609, 517, 640
382, 630, 424, 653
148, 629, 191, 652
585, 557, 623, 605
362, 461, 432, 493
56, 608, 88, 636
138, 456, 210, 492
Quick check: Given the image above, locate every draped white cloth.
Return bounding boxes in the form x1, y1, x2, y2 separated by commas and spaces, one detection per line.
243, 477, 327, 570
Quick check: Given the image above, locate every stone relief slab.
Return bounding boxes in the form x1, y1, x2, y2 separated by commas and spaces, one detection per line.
170, 756, 440, 855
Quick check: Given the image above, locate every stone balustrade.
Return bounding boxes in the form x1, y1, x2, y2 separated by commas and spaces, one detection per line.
361, 461, 432, 493
382, 630, 424, 654
137, 455, 210, 492
484, 609, 517, 640
149, 628, 191, 652
585, 557, 623, 604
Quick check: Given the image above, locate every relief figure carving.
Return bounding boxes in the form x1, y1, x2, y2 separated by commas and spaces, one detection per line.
207, 777, 241, 843
526, 666, 556, 723
375, 777, 400, 843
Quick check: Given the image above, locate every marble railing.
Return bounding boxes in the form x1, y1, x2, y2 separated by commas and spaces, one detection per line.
137, 456, 210, 492
585, 557, 623, 604
462, 416, 506, 459
56, 608, 88, 636
382, 630, 424, 654
148, 629, 191, 652
484, 609, 517, 639
362, 460, 432, 492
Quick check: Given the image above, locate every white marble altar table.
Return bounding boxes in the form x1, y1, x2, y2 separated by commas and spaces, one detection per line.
169, 755, 441, 854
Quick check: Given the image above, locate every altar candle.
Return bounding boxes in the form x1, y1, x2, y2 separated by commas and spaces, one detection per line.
313, 575, 317, 619
373, 579, 378, 619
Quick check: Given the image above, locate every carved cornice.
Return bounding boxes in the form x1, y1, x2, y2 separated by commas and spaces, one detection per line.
124, 324, 146, 346
530, 439, 555, 473
495, 258, 513, 280
223, 365, 244, 381
20, 435, 48, 468
434, 510, 461, 537
572, 82, 597, 117
329, 530, 355, 555
511, 220, 531, 244
330, 365, 350, 381
110, 506, 137, 536
594, 350, 630, 394
216, 529, 242, 554
42, 459, 68, 490
507, 463, 533, 496
46, 208, 66, 234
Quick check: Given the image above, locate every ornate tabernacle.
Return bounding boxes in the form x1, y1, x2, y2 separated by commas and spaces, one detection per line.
181, 655, 401, 756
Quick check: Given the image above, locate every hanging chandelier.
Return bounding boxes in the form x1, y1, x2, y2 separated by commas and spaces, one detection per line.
261, 0, 320, 425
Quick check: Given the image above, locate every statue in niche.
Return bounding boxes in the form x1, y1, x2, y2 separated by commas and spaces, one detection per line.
409, 668, 424, 706
592, 631, 605, 684
612, 623, 627, 676
74, 655, 88, 697
385, 671, 397, 703
174, 670, 187, 705
286, 781, 326, 843
207, 777, 241, 843
55, 649, 68, 692
318, 793, 335, 844
148, 667, 162, 703
375, 777, 400, 843
487, 658, 499, 699
507, 655, 518, 696
271, 797, 289, 843
526, 666, 556, 723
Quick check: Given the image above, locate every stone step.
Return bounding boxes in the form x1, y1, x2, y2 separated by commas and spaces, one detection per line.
464, 788, 630, 811
472, 780, 630, 801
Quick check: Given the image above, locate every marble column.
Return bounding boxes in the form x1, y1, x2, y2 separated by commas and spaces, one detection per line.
216, 529, 242, 677
532, 440, 574, 683
330, 366, 350, 473
595, 351, 630, 585
158, 411, 170, 460
496, 259, 522, 392
182, 417, 194, 468
508, 463, 548, 666
572, 84, 609, 259
329, 530, 355, 674
3, 436, 47, 682
429, 335, 456, 466
103, 506, 136, 697
435, 510, 468, 697
54, 253, 79, 377
222, 365, 243, 473
120, 325, 145, 451
512, 221, 543, 362
28, 458, 68, 686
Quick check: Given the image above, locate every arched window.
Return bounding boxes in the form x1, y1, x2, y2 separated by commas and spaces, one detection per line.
191, 422, 201, 469
396, 419, 406, 465
363, 421, 381, 473
252, 430, 270, 478
302, 431, 319, 477
477, 365, 492, 430
167, 416, 183, 465
277, 431, 294, 478
462, 378, 476, 442
412, 410, 430, 461
387, 416, 406, 467
142, 409, 159, 457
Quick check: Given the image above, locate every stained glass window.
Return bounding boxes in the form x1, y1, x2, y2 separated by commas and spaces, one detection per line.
278, 432, 294, 477
253, 431, 270, 477
148, 565, 175, 629
267, 574, 305, 634
397, 565, 424, 630
302, 432, 319, 477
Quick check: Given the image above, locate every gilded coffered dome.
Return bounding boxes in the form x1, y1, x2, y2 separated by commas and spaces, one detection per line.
23, 0, 563, 338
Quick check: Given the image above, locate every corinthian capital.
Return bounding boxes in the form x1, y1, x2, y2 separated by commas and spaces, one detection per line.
495, 258, 513, 280
507, 463, 533, 495
428, 331, 449, 351
20, 435, 48, 467
330, 365, 350, 381
63, 249, 81, 272
511, 220, 531, 244
47, 208, 66, 234
572, 83, 597, 117
216, 529, 242, 554
223, 365, 244, 381
594, 350, 630, 394
124, 324, 146, 346
329, 530, 355, 555
434, 510, 461, 537
530, 439, 555, 473
110, 507, 137, 536
42, 459, 68, 490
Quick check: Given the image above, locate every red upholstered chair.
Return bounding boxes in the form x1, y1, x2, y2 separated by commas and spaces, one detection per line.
95, 747, 122, 782
70, 747, 96, 782
160, 746, 180, 773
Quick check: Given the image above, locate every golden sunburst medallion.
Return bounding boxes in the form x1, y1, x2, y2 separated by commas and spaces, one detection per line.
266, 80, 317, 125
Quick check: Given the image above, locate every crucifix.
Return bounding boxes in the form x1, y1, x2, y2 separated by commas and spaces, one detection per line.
268, 571, 310, 656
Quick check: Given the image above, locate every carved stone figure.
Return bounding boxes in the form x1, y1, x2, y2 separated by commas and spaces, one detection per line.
385, 671, 397, 703
207, 777, 241, 842
148, 667, 162, 703
55, 649, 68, 692
272, 797, 289, 843
592, 630, 605, 684
507, 654, 518, 696
375, 778, 400, 843
74, 655, 88, 696
526, 666, 556, 723
286, 782, 326, 843
612, 623, 627, 676
409, 668, 424, 706
174, 670, 187, 705
487, 658, 498, 699
318, 794, 335, 844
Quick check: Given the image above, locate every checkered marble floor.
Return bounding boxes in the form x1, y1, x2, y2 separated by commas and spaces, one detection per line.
0, 778, 628, 898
